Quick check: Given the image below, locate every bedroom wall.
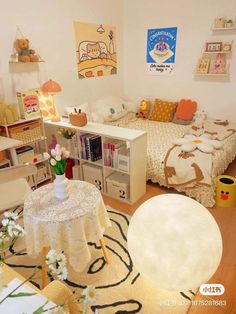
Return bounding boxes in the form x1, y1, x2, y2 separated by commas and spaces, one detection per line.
0, 0, 124, 114
122, 0, 236, 122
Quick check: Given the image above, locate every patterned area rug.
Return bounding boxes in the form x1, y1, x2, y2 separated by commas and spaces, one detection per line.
2, 206, 195, 314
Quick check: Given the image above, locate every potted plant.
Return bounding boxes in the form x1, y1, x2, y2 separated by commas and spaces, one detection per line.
225, 19, 234, 28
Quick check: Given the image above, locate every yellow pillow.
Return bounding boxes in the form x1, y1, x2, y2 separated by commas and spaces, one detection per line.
149, 99, 178, 122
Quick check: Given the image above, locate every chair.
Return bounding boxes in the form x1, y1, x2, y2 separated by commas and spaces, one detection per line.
0, 164, 37, 213
41, 280, 81, 314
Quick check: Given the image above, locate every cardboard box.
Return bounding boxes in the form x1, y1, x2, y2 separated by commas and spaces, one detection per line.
106, 172, 129, 200
118, 148, 130, 172
16, 146, 34, 164
82, 163, 103, 192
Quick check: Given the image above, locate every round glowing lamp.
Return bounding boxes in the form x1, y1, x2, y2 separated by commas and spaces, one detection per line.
127, 194, 223, 291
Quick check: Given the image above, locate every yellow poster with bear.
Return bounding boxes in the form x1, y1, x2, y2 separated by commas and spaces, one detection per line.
74, 21, 117, 79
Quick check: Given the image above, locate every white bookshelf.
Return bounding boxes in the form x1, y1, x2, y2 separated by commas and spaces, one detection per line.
0, 118, 51, 184
44, 119, 147, 204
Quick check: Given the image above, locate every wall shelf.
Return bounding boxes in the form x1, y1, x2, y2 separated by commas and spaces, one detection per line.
212, 27, 236, 31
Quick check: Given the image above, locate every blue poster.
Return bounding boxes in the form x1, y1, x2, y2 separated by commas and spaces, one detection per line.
146, 27, 178, 75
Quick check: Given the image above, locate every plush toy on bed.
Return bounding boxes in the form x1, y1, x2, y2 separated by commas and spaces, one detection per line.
191, 110, 207, 135
136, 100, 150, 119
173, 134, 222, 153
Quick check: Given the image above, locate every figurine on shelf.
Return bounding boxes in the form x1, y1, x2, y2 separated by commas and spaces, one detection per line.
211, 53, 227, 74
15, 38, 39, 62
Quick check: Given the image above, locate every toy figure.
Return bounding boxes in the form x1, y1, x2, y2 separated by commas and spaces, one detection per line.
136, 100, 150, 119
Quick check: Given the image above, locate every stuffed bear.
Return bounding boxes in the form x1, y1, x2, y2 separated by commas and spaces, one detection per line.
15, 38, 39, 62
136, 100, 150, 119
212, 53, 226, 74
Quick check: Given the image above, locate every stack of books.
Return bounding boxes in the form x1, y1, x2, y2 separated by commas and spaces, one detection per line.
80, 133, 102, 162
103, 139, 126, 168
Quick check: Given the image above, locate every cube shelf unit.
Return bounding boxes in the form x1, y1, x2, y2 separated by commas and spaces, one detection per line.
0, 117, 51, 184
44, 119, 147, 204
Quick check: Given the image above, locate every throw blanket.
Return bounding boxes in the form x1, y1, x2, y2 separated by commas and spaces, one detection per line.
164, 147, 212, 188
189, 119, 236, 140
164, 119, 236, 189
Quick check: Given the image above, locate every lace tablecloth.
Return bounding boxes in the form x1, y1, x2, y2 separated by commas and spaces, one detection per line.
23, 180, 111, 272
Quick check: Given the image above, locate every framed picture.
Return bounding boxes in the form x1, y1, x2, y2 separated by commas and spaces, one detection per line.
222, 42, 232, 52
205, 42, 222, 52
196, 58, 210, 74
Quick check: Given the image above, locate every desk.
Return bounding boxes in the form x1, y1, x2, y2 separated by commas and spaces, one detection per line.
23, 180, 111, 283
0, 136, 22, 165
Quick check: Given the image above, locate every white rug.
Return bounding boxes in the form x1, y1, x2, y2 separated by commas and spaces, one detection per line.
2, 206, 195, 314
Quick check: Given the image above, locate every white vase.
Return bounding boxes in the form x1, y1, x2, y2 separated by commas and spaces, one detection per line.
53, 174, 69, 201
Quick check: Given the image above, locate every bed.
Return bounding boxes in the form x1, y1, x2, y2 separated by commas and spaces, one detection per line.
106, 112, 236, 207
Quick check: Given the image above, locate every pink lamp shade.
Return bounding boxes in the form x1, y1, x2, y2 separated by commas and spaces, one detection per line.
41, 80, 61, 94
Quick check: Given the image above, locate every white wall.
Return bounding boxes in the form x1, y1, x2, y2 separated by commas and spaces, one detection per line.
0, 0, 124, 113
123, 0, 236, 121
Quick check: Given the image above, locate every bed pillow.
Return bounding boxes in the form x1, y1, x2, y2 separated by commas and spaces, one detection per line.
149, 99, 178, 122
172, 114, 193, 125
175, 99, 197, 121
91, 96, 128, 123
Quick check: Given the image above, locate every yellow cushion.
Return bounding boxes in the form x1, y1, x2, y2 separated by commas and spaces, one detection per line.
149, 99, 178, 122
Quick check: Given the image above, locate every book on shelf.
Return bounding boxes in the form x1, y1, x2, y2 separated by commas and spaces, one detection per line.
103, 139, 126, 168
79, 134, 102, 161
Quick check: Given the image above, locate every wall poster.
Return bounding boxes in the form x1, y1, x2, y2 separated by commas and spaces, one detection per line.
146, 27, 178, 75
74, 21, 117, 79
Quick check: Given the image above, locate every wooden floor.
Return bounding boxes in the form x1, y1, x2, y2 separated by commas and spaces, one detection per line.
103, 158, 236, 314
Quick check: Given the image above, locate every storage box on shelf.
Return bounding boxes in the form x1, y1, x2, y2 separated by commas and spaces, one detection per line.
44, 119, 147, 204
0, 117, 51, 184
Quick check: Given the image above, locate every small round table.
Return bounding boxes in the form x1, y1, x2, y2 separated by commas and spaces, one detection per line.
23, 180, 111, 287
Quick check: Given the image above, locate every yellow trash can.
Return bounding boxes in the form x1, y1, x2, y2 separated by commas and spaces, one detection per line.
215, 175, 236, 208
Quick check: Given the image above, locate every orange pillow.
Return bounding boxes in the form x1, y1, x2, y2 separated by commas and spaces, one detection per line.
176, 99, 197, 121
149, 99, 178, 122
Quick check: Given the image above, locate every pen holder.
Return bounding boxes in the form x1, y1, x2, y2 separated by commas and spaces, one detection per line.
69, 109, 87, 127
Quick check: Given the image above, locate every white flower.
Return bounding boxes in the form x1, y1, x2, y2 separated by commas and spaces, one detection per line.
2, 219, 10, 226
56, 253, 67, 265
7, 221, 25, 238
55, 144, 61, 151
56, 266, 68, 280
50, 158, 57, 166
173, 134, 222, 153
4, 212, 19, 221
46, 250, 68, 281
55, 155, 61, 162
46, 249, 58, 264
82, 286, 97, 306
51, 149, 56, 157
55, 147, 62, 157
43, 152, 50, 160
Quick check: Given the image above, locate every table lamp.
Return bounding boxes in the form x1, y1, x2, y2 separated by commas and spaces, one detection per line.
41, 79, 61, 122
127, 194, 223, 291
